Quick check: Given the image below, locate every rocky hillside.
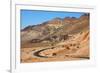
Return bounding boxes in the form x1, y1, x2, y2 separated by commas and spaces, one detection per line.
21, 13, 89, 48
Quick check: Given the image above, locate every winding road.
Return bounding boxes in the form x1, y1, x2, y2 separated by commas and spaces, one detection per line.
32, 47, 55, 58
33, 48, 51, 58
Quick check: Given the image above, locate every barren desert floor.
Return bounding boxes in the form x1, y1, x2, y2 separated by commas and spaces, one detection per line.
21, 30, 89, 63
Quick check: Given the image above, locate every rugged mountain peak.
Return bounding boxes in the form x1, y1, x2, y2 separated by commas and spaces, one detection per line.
53, 17, 63, 20
48, 17, 62, 23
80, 13, 89, 20
63, 17, 78, 24
46, 17, 63, 28
22, 25, 34, 31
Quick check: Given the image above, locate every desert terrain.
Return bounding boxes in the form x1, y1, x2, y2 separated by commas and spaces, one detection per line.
21, 13, 90, 63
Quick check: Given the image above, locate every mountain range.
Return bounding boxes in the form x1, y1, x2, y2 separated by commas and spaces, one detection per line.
21, 13, 89, 48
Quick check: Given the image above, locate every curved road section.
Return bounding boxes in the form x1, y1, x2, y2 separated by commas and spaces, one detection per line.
33, 47, 53, 58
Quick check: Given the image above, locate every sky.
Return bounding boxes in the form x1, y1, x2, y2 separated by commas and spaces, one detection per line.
20, 10, 85, 29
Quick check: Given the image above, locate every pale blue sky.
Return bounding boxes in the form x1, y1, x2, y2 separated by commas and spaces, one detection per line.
20, 10, 85, 29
